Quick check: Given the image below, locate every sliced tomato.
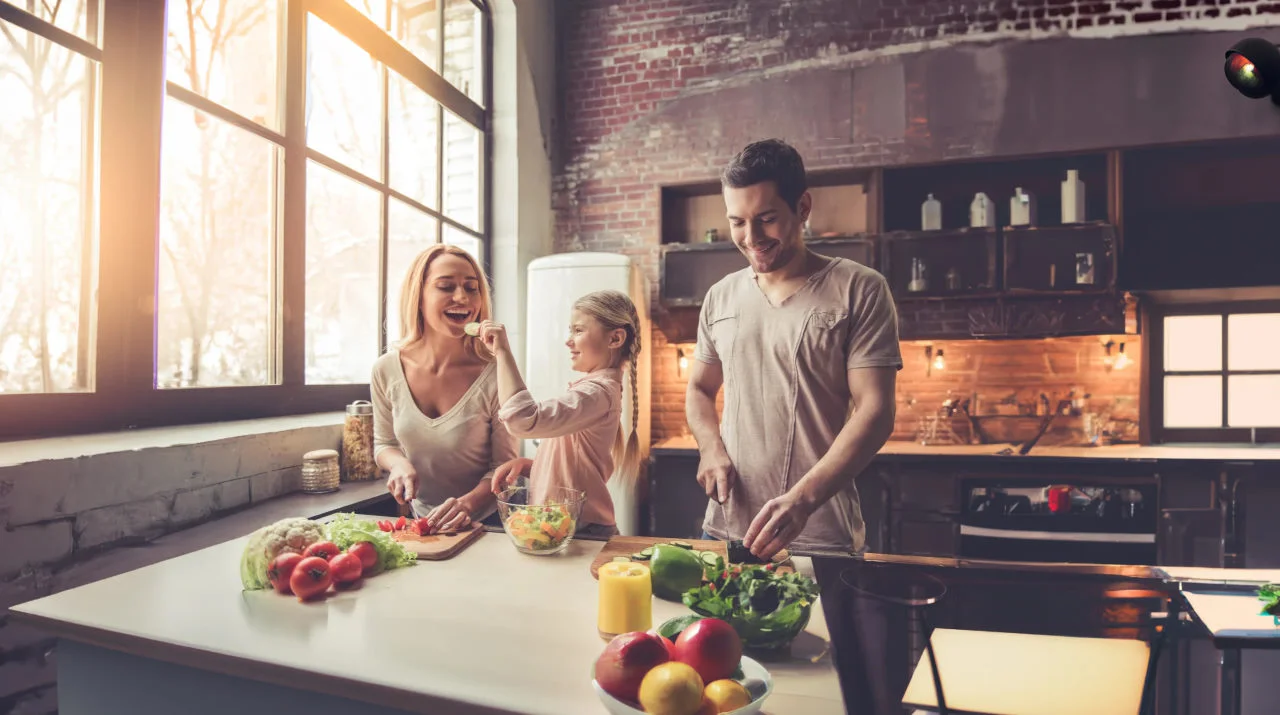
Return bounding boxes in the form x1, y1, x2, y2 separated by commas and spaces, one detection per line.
416, 517, 433, 535
395, 515, 406, 531
377, 520, 392, 532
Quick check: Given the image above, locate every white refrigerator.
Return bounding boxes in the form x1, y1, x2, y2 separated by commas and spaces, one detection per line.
523, 252, 651, 536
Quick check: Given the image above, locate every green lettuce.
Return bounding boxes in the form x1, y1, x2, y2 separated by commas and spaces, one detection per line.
323, 513, 417, 574
682, 564, 821, 651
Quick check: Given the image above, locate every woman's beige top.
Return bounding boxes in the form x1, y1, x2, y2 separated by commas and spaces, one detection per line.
371, 351, 519, 521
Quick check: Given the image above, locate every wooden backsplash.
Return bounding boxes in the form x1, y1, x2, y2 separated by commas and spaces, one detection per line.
649, 329, 1141, 446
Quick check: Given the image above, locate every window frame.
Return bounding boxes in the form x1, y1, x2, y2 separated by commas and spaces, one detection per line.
0, 0, 492, 441
1147, 299, 1280, 445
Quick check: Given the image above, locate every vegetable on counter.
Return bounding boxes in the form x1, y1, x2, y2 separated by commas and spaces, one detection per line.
1258, 583, 1280, 616
504, 504, 575, 552
239, 517, 328, 590
323, 513, 418, 575
682, 564, 821, 652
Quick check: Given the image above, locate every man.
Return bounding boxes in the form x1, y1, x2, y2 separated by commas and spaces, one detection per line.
686, 138, 902, 561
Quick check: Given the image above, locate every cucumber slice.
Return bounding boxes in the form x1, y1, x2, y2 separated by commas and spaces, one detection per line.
699, 551, 720, 565
631, 551, 651, 561
639, 547, 654, 557
611, 556, 633, 563
670, 541, 694, 549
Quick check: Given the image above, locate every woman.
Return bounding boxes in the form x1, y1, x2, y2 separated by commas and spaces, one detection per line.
371, 244, 518, 531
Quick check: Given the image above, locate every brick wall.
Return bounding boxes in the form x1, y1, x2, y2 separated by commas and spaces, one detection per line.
553, 0, 1280, 443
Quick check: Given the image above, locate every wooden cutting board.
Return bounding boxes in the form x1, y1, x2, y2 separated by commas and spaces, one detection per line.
588, 536, 791, 579
391, 523, 486, 560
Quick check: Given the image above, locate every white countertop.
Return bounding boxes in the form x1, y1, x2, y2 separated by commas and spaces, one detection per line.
10, 530, 844, 715
653, 436, 1280, 461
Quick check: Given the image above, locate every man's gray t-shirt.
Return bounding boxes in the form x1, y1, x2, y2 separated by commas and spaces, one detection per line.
695, 254, 903, 552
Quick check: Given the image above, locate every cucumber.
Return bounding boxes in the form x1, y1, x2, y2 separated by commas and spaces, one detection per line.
611, 556, 633, 563
670, 541, 694, 549
699, 551, 720, 565
639, 547, 654, 557
631, 551, 651, 561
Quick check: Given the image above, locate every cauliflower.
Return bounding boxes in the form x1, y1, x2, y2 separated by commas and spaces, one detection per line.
239, 517, 327, 590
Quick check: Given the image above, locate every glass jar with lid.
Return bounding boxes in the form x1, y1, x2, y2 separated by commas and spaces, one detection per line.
301, 449, 340, 494
342, 400, 377, 481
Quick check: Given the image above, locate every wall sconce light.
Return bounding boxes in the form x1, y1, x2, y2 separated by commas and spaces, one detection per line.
676, 347, 688, 377
925, 345, 945, 376
1102, 340, 1132, 371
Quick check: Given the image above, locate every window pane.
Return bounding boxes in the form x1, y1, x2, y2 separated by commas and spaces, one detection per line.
165, 0, 279, 129
1228, 375, 1280, 428
157, 100, 276, 388
305, 14, 382, 178
1228, 313, 1280, 371
10, 0, 98, 44
443, 224, 482, 267
443, 109, 481, 231
1164, 375, 1223, 428
387, 199, 438, 346
306, 161, 380, 384
1164, 315, 1222, 372
0, 22, 95, 394
391, 0, 440, 72
443, 0, 481, 103
388, 70, 438, 208
345, 0, 389, 26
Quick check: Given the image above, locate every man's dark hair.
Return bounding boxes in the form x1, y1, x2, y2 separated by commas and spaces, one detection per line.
720, 139, 808, 212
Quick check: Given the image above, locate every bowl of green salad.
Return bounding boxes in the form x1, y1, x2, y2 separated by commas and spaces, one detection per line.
495, 485, 585, 556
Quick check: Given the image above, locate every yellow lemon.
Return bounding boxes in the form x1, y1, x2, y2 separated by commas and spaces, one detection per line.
638, 661, 705, 715
703, 679, 752, 713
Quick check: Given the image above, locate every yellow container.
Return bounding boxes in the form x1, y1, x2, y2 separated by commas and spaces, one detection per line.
597, 561, 653, 641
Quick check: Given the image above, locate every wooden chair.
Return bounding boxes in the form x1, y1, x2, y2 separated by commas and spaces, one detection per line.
902, 629, 1153, 715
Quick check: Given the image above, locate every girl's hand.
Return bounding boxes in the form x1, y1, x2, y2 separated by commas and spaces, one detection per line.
387, 463, 419, 504
477, 320, 511, 355
426, 496, 473, 534
491, 457, 533, 495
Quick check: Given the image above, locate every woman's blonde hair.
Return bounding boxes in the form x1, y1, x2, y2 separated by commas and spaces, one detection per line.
396, 244, 493, 361
573, 289, 642, 483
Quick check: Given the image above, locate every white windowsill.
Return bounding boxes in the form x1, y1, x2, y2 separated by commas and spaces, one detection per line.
1, 412, 347, 469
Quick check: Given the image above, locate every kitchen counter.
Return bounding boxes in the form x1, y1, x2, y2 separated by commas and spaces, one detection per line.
10, 528, 844, 715
653, 436, 1280, 462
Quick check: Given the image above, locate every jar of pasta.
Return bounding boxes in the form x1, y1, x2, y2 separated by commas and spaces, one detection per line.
342, 400, 377, 481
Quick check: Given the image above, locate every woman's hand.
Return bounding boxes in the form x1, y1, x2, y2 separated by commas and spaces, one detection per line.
491, 457, 533, 495
387, 463, 419, 504
426, 496, 473, 533
477, 320, 511, 356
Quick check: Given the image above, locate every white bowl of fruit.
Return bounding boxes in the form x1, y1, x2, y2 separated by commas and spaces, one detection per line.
592, 618, 771, 715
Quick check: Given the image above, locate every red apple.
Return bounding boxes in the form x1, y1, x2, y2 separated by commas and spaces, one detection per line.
648, 630, 678, 660
594, 631, 670, 704
674, 618, 742, 684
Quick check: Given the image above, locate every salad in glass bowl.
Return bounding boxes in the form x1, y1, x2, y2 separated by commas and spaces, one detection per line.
495, 485, 585, 556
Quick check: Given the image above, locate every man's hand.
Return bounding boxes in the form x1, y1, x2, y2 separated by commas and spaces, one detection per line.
742, 491, 816, 561
491, 457, 533, 495
696, 449, 737, 504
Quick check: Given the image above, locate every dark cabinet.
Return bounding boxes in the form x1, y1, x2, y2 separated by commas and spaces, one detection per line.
647, 452, 706, 538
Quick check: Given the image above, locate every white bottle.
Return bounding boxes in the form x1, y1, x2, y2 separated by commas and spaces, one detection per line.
970, 192, 995, 229
1010, 187, 1036, 227
921, 194, 942, 231
1062, 170, 1086, 224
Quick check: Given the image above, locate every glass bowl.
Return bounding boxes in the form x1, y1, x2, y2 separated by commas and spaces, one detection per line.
495, 485, 586, 556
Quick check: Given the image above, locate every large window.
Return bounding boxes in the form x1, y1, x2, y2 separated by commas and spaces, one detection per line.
0, 0, 490, 440
1150, 303, 1280, 444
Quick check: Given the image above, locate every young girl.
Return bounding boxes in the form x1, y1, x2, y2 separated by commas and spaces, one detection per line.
477, 290, 642, 537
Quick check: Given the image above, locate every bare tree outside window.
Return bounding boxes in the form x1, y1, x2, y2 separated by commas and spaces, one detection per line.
0, 7, 97, 394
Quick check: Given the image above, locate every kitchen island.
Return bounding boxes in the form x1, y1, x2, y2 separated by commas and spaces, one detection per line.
9, 526, 845, 715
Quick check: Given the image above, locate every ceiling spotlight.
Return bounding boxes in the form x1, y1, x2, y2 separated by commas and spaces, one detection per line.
1225, 38, 1280, 104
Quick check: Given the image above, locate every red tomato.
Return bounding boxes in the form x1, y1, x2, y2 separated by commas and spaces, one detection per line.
289, 557, 332, 601
347, 541, 378, 572
415, 517, 433, 535
303, 541, 339, 561
377, 520, 392, 532
267, 552, 304, 594
395, 515, 407, 531
329, 552, 363, 585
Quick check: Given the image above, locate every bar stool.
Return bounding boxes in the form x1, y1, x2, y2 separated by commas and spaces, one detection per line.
840, 567, 949, 715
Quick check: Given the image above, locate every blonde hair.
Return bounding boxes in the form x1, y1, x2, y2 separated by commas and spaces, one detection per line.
573, 289, 642, 482
396, 244, 493, 362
